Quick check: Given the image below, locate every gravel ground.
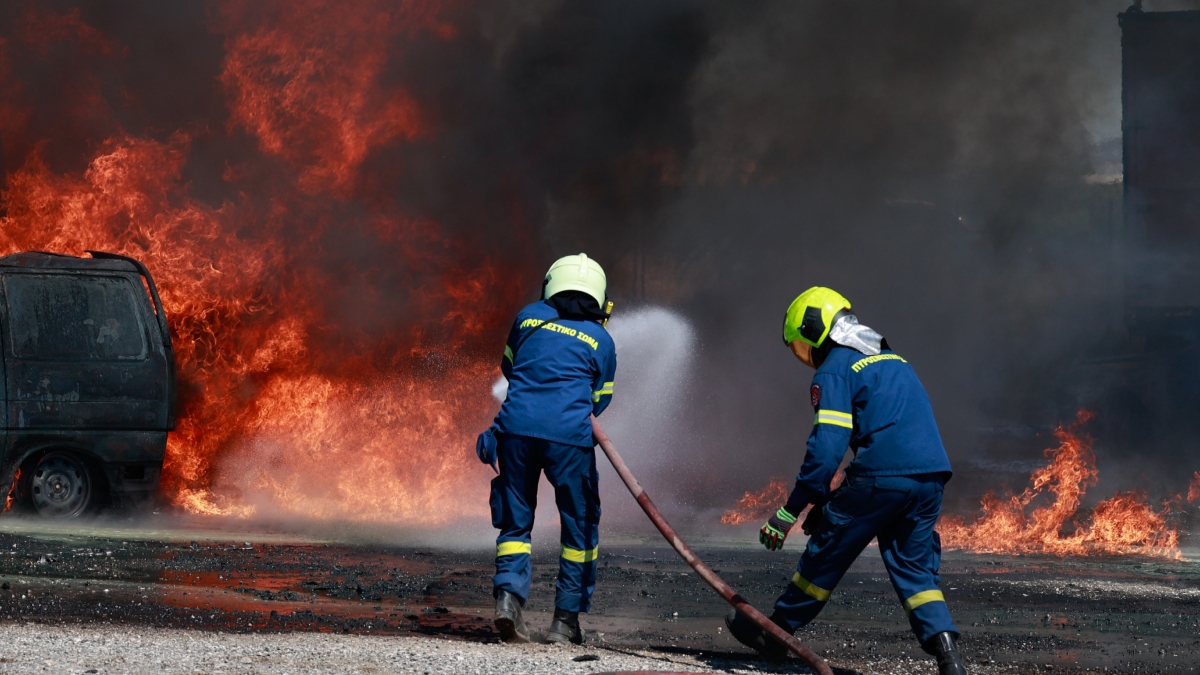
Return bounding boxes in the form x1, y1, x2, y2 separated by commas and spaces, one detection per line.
0, 622, 1062, 675
990, 577, 1200, 601
0, 518, 1197, 674
0, 623, 719, 675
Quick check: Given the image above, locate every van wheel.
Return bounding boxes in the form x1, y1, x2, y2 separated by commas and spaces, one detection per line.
28, 452, 93, 518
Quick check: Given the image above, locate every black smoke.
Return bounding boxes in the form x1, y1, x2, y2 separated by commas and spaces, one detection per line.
641, 0, 1200, 518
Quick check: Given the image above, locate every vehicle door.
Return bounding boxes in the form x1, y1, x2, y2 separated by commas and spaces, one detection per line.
3, 271, 168, 430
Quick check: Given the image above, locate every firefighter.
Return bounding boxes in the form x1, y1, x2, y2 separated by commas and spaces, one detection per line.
476, 253, 616, 646
725, 287, 968, 675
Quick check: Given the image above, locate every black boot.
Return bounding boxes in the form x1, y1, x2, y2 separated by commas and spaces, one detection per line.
724, 609, 788, 664
494, 589, 531, 644
925, 631, 968, 675
545, 607, 584, 645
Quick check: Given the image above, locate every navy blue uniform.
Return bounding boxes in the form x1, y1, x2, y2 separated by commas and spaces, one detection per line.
776, 346, 957, 646
491, 301, 616, 612
495, 301, 616, 446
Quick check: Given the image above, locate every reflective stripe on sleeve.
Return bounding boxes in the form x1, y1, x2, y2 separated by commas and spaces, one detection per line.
903, 589, 946, 613
503, 346, 514, 363
591, 381, 614, 402
790, 572, 831, 601
496, 541, 532, 557
560, 545, 599, 563
814, 410, 853, 428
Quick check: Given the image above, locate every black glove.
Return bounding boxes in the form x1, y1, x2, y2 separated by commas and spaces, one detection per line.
801, 502, 825, 535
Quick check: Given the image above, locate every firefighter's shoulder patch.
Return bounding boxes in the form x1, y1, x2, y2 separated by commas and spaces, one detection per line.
810, 383, 821, 409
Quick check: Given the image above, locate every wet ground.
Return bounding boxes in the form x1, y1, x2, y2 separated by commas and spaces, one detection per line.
0, 515, 1197, 674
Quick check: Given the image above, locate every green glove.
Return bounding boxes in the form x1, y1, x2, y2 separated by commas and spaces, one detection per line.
759, 507, 798, 551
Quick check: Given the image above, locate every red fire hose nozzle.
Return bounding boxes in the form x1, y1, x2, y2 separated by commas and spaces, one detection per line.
591, 417, 833, 675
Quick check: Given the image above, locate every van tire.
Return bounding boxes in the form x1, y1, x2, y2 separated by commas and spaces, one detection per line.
26, 451, 93, 518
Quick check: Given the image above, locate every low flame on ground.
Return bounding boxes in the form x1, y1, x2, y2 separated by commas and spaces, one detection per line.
940, 410, 1181, 559
720, 478, 789, 526
722, 411, 1184, 560
720, 470, 845, 526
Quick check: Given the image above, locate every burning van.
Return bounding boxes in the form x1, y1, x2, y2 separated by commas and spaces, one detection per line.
0, 251, 175, 517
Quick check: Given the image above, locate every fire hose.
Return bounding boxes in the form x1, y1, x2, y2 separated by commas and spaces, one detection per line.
591, 417, 833, 675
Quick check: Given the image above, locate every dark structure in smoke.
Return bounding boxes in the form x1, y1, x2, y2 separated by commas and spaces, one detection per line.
1065, 6, 1200, 492
1121, 9, 1200, 326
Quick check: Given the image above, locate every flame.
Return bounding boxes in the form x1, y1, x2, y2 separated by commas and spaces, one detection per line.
1188, 472, 1200, 503
3, 469, 22, 514
940, 410, 1181, 559
216, 0, 439, 193
0, 3, 529, 523
720, 477, 789, 526
1084, 492, 1179, 556
720, 470, 845, 526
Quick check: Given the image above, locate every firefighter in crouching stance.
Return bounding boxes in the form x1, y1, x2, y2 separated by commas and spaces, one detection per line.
726, 287, 968, 675
475, 253, 616, 645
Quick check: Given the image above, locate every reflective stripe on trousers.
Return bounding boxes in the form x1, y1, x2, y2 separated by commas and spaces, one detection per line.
771, 473, 957, 646
491, 433, 600, 612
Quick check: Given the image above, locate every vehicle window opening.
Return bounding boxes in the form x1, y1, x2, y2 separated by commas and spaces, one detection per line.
4, 274, 148, 360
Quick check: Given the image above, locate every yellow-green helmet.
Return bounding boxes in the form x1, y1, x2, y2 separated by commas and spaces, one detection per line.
543, 253, 607, 307
783, 286, 852, 347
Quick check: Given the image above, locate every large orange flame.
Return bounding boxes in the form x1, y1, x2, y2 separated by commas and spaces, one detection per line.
940, 410, 1181, 559
0, 3, 527, 523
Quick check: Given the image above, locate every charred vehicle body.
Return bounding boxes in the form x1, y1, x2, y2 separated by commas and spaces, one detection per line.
0, 251, 175, 517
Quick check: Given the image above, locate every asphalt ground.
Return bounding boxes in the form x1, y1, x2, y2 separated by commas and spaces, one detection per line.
0, 516, 1197, 674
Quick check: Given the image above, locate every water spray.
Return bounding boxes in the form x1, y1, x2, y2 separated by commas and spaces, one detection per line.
591, 417, 833, 675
